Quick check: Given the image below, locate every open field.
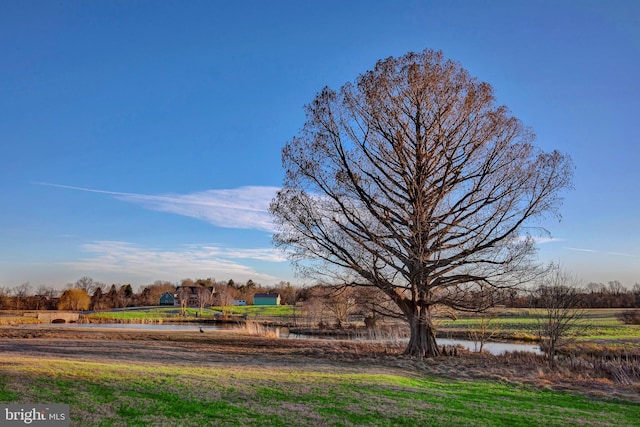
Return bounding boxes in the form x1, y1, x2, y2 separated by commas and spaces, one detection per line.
439, 308, 640, 346
82, 305, 296, 322
0, 327, 639, 426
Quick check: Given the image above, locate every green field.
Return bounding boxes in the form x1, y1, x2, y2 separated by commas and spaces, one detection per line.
85, 307, 209, 321
438, 308, 640, 346
83, 305, 296, 321
214, 304, 296, 317
2, 355, 638, 426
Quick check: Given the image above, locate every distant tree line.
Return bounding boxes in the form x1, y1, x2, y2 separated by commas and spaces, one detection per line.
1, 276, 639, 313
0, 276, 298, 311
504, 280, 640, 309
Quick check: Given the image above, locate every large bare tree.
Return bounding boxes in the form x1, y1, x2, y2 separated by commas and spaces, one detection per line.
270, 49, 573, 358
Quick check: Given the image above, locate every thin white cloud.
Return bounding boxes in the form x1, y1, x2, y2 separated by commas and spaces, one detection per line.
564, 247, 637, 257
513, 235, 563, 244
195, 245, 288, 262
35, 182, 278, 232
63, 241, 285, 283
533, 237, 563, 244
564, 247, 598, 253
606, 252, 637, 258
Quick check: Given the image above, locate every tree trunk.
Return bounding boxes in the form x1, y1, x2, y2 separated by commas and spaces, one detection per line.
404, 311, 440, 358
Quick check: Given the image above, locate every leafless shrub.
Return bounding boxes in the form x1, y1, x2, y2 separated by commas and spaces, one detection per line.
532, 268, 587, 367
468, 311, 502, 353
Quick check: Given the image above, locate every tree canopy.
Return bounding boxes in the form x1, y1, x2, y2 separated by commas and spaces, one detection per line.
270, 49, 573, 358
58, 288, 91, 311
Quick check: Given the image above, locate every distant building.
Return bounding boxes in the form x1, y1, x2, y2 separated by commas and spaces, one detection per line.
253, 293, 280, 306
174, 286, 215, 308
159, 292, 176, 306
232, 300, 247, 306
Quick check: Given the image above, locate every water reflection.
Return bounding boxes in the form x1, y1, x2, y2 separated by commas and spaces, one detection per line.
286, 330, 541, 355
437, 338, 542, 355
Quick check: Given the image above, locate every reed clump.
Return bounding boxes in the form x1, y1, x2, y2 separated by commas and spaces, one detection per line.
499, 350, 640, 385
243, 320, 280, 338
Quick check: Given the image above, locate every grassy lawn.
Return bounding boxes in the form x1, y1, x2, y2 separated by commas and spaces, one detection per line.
86, 309, 173, 320
212, 304, 295, 318
83, 305, 296, 322
2, 355, 638, 426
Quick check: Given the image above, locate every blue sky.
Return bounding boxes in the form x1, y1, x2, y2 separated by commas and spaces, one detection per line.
1, 1, 638, 290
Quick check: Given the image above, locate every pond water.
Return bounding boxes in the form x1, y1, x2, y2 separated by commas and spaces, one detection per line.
19, 323, 237, 332
287, 332, 542, 355
20, 323, 542, 355
437, 338, 542, 355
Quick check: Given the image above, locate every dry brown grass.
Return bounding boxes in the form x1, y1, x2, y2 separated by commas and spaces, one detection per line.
0, 315, 41, 326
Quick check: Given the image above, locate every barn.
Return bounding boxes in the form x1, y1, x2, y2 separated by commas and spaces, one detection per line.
159, 292, 176, 306
253, 293, 280, 306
